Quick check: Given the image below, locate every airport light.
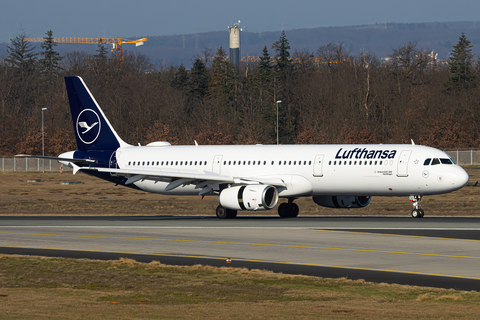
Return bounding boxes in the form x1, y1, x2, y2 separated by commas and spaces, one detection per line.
276, 100, 281, 145
42, 108, 47, 173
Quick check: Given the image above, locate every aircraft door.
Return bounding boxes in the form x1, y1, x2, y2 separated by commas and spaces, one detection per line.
397, 150, 412, 177
313, 154, 324, 177
213, 155, 223, 174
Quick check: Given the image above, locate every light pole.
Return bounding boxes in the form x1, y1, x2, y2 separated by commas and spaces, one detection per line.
41, 108, 47, 173
276, 100, 281, 145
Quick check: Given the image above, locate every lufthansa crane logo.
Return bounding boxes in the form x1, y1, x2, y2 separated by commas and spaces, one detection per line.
76, 109, 101, 144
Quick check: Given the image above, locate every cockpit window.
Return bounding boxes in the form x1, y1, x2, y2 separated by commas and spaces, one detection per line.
431, 158, 440, 165
440, 158, 453, 164
424, 158, 431, 165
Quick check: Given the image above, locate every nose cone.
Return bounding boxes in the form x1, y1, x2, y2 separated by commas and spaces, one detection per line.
451, 166, 469, 191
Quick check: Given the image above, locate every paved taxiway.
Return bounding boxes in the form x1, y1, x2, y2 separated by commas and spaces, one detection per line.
1, 216, 480, 290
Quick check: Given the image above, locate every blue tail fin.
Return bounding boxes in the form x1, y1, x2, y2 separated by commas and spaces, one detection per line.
65, 76, 129, 151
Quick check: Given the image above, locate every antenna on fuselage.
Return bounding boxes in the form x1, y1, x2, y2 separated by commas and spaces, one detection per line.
411, 139, 415, 145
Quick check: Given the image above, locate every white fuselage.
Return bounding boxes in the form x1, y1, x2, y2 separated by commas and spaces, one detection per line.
113, 144, 469, 198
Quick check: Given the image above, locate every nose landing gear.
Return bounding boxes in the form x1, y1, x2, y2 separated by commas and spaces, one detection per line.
410, 195, 424, 218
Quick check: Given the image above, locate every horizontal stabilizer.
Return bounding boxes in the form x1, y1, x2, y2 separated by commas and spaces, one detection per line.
15, 154, 94, 165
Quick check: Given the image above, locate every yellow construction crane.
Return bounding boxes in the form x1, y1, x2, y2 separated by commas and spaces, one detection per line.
25, 37, 147, 58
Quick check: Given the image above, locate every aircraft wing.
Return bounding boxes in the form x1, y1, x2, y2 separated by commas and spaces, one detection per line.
79, 167, 286, 195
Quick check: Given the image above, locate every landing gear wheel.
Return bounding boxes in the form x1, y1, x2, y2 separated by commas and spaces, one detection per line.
418, 209, 424, 218
409, 195, 424, 219
278, 202, 299, 218
278, 203, 290, 218
290, 203, 299, 217
216, 205, 237, 219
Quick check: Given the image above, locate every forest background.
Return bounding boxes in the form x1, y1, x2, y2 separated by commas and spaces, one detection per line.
1, 29, 479, 157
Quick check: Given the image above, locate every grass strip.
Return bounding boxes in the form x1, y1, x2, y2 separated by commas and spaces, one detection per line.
1, 254, 480, 319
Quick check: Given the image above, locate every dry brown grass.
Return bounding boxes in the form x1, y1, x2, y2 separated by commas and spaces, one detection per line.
1, 254, 480, 319
2, 169, 480, 216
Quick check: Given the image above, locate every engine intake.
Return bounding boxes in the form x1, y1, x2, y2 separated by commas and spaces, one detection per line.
312, 195, 371, 208
219, 185, 279, 211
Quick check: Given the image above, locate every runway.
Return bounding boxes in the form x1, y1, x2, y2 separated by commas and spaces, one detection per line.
1, 216, 480, 291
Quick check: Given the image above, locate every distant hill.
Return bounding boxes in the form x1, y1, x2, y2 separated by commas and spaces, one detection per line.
2, 21, 480, 67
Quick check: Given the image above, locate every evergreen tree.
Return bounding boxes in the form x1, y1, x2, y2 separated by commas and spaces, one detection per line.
5, 27, 38, 80
170, 64, 189, 95
94, 39, 109, 61
446, 33, 475, 90
255, 45, 272, 107
208, 46, 234, 100
39, 30, 63, 77
188, 58, 210, 99
271, 30, 291, 74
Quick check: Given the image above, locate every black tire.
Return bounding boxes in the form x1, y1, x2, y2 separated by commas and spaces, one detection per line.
216, 205, 237, 219
216, 205, 228, 219
226, 208, 237, 219
418, 209, 425, 218
278, 203, 290, 218
411, 209, 419, 218
290, 203, 299, 217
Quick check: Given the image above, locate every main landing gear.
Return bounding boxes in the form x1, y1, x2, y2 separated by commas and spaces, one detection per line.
278, 198, 299, 218
216, 205, 237, 219
410, 195, 424, 218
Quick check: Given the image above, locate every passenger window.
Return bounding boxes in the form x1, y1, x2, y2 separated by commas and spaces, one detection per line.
142, 161, 145, 166
424, 159, 431, 165
279, 161, 281, 165
248, 161, 251, 165
233, 161, 236, 165
271, 161, 274, 165
194, 161, 197, 165
304, 161, 307, 165
329, 161, 331, 165
190, 161, 193, 165
205, 161, 207, 165
339, 161, 342, 165
334, 161, 336, 165
228, 161, 231, 165
431, 158, 440, 165
293, 161, 296, 165
309, 161, 311, 165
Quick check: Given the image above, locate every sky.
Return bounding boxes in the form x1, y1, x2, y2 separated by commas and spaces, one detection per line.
1, 0, 480, 42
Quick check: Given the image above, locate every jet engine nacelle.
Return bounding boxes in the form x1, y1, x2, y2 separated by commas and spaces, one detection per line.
219, 185, 279, 211
312, 195, 371, 208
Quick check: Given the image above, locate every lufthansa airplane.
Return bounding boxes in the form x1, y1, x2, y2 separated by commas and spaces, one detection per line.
19, 77, 469, 219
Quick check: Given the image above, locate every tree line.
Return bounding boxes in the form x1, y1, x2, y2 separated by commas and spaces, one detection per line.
1, 29, 479, 157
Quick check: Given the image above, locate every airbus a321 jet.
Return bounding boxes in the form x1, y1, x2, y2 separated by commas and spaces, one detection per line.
18, 77, 469, 219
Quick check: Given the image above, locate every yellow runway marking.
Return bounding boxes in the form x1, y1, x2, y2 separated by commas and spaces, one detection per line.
313, 229, 480, 242
2, 245, 480, 281
1, 231, 480, 260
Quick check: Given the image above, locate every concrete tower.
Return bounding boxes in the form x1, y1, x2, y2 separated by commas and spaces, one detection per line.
229, 20, 241, 65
